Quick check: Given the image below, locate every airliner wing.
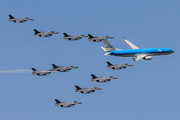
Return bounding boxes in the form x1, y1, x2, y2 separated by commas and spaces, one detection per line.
123, 36, 139, 49
134, 54, 147, 61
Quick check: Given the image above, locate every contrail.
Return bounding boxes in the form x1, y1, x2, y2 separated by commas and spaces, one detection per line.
0, 69, 32, 73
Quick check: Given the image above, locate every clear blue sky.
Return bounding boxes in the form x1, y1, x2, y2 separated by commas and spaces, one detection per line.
0, 0, 179, 120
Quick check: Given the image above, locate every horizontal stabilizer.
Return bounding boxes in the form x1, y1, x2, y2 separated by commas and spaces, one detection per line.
104, 52, 111, 56
101, 46, 106, 51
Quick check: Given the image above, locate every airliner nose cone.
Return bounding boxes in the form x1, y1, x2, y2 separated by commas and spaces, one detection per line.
170, 49, 175, 53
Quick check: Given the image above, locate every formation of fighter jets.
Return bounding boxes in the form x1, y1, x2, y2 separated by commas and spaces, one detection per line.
8, 14, 175, 108
31, 64, 78, 76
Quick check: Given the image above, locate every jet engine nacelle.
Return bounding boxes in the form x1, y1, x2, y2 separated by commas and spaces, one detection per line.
143, 56, 152, 60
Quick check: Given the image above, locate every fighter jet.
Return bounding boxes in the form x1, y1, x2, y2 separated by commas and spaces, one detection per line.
34, 29, 59, 37
51, 64, 78, 72
63, 33, 88, 40
107, 61, 133, 70
9, 14, 33, 23
31, 68, 51, 76
75, 85, 102, 94
91, 74, 117, 83
55, 99, 82, 108
88, 34, 113, 42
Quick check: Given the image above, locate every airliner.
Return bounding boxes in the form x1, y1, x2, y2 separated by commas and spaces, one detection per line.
101, 36, 174, 61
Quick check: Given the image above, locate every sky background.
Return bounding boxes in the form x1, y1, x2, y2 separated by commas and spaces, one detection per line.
0, 0, 179, 120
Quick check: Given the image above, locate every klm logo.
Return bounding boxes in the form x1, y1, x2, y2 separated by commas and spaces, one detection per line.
158, 49, 162, 52
105, 45, 112, 48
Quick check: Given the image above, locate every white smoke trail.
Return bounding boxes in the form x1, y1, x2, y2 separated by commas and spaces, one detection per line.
0, 69, 32, 73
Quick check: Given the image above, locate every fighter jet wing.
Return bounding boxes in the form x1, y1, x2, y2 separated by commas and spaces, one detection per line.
16, 18, 21, 22
40, 31, 45, 33
123, 36, 139, 49
41, 34, 47, 37
134, 54, 147, 61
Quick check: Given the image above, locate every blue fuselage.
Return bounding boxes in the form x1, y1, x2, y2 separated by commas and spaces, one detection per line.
108, 48, 174, 57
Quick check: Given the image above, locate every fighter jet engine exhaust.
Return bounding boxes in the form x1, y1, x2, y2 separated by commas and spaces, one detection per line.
0, 66, 52, 73
0, 69, 32, 73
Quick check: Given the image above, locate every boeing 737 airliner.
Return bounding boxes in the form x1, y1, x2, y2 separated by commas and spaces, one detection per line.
101, 37, 174, 61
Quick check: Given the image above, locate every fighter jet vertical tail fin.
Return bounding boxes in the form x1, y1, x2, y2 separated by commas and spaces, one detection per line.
63, 33, 69, 37
52, 64, 58, 68
102, 39, 116, 51
9, 14, 14, 19
55, 99, 61, 103
88, 34, 94, 38
75, 85, 81, 90
91, 74, 97, 78
31, 68, 36, 71
34, 29, 40, 35
107, 61, 113, 66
